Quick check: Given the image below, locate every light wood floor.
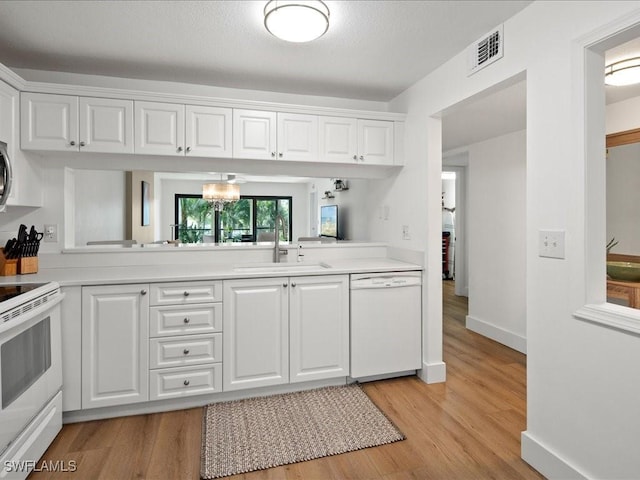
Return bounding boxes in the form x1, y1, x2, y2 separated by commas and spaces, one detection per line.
30, 281, 543, 479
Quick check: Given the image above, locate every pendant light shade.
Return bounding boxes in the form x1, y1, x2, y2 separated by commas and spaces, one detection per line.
264, 0, 329, 43
605, 57, 640, 86
203, 182, 240, 211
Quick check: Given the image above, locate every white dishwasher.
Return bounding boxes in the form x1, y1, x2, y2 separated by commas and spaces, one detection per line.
350, 271, 422, 379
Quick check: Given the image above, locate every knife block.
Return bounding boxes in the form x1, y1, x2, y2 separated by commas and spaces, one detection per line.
18, 256, 38, 275
0, 249, 18, 276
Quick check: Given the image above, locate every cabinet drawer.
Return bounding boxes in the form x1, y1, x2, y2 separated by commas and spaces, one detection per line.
149, 364, 222, 400
150, 303, 222, 337
149, 333, 222, 368
150, 280, 222, 305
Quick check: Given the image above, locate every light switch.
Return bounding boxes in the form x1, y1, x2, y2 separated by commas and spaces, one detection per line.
538, 230, 565, 259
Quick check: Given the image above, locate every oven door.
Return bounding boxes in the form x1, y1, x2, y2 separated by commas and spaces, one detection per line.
0, 141, 13, 212
0, 295, 62, 456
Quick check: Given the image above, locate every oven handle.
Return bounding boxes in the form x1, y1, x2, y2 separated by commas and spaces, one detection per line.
0, 292, 65, 337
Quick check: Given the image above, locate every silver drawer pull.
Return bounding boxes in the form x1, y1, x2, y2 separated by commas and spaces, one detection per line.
183, 349, 190, 355
140, 289, 147, 295
183, 291, 190, 297
183, 380, 190, 386
183, 317, 190, 324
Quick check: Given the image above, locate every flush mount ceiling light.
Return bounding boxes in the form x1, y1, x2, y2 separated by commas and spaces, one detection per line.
203, 178, 240, 212
605, 57, 640, 86
264, 0, 329, 43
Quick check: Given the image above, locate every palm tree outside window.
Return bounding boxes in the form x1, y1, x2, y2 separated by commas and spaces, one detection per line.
175, 194, 292, 243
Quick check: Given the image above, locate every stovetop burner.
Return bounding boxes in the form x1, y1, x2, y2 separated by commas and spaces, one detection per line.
0, 283, 48, 304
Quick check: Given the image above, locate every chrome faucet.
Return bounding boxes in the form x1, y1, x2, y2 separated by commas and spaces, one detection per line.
273, 214, 287, 263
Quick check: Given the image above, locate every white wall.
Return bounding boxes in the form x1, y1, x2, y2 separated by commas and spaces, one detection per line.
606, 142, 640, 255
314, 178, 371, 241
0, 160, 65, 254
466, 129, 526, 353
386, 1, 640, 478
74, 170, 126, 246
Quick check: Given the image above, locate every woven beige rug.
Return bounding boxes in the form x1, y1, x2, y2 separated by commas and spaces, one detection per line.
200, 384, 404, 479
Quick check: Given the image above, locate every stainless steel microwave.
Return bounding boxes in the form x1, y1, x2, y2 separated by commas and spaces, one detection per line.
0, 141, 12, 212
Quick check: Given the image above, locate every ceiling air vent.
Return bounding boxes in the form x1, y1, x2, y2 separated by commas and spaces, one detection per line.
467, 25, 504, 76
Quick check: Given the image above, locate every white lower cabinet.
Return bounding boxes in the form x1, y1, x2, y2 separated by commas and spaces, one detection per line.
150, 364, 222, 400
223, 275, 349, 392
223, 278, 289, 391
81, 284, 150, 409
148, 283, 224, 399
289, 275, 349, 383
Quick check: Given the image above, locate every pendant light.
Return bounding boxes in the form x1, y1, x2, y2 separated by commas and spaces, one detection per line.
203, 176, 240, 212
605, 57, 640, 86
264, 0, 330, 43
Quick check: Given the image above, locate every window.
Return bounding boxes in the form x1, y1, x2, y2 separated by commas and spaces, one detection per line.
175, 195, 292, 243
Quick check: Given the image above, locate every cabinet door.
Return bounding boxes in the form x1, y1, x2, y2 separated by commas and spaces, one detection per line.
223, 278, 289, 391
289, 275, 349, 382
82, 284, 149, 408
319, 116, 357, 163
232, 109, 276, 160
357, 119, 394, 165
185, 105, 232, 158
79, 97, 134, 153
0, 84, 42, 207
21, 92, 79, 151
135, 101, 185, 155
276, 112, 318, 162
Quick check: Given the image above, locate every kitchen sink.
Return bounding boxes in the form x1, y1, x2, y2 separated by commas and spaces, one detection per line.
233, 262, 331, 273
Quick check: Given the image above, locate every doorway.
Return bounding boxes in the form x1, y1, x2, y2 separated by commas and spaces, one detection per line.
440, 74, 528, 355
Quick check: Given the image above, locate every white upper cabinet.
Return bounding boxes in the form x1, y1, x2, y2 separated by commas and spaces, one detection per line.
21, 93, 133, 153
21, 93, 79, 151
185, 105, 232, 157
319, 116, 357, 163
233, 109, 277, 160
356, 119, 394, 165
277, 112, 318, 162
233, 110, 318, 161
136, 101, 232, 157
135, 101, 185, 156
79, 97, 134, 153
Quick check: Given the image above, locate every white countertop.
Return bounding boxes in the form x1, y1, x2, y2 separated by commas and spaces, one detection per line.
0, 257, 423, 287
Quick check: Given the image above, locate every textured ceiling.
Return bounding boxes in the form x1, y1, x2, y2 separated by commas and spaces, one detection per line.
0, 0, 532, 101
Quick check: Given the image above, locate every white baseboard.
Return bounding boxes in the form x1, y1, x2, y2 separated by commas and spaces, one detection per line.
521, 431, 589, 479
466, 314, 526, 353
418, 361, 446, 384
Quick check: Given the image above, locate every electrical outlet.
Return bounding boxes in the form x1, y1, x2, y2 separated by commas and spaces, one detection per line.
43, 224, 58, 243
402, 225, 411, 240
538, 230, 565, 259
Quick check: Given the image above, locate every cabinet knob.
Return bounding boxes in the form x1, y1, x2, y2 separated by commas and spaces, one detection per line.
69, 141, 76, 146
177, 146, 183, 152
183, 349, 190, 355
359, 155, 364, 161
353, 154, 357, 160
278, 152, 283, 158
283, 283, 288, 287
183, 380, 190, 386
271, 152, 276, 157
186, 146, 191, 153
183, 317, 190, 323
183, 291, 190, 297
80, 141, 86, 147
291, 282, 296, 287
140, 289, 147, 295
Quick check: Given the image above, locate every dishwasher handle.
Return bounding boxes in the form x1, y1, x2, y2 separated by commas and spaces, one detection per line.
351, 275, 422, 289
